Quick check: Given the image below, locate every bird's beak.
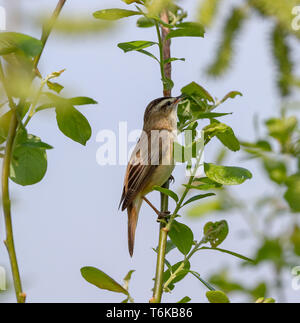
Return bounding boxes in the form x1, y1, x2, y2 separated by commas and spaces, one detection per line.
174, 94, 184, 104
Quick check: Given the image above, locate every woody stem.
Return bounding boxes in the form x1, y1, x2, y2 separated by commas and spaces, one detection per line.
151, 8, 172, 304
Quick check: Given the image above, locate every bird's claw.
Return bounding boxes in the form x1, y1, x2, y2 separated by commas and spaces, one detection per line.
168, 175, 175, 184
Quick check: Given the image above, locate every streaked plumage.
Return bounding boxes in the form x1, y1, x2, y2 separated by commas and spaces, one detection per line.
120, 97, 181, 256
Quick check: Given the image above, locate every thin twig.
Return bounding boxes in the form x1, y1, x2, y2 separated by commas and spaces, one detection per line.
33, 0, 67, 69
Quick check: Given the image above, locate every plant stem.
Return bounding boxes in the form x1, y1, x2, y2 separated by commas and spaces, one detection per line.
0, 61, 25, 303
23, 80, 46, 127
163, 239, 205, 291
0, 0, 67, 303
152, 213, 169, 302
2, 111, 24, 303
33, 0, 67, 69
160, 9, 172, 97
156, 144, 205, 293
151, 8, 172, 304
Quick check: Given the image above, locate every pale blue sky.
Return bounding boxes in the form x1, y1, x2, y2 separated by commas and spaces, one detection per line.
0, 0, 299, 303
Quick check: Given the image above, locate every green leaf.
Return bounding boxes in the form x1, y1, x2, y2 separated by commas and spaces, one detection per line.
0, 111, 12, 144
165, 240, 176, 254
162, 77, 174, 91
190, 271, 216, 291
216, 130, 240, 151
68, 97, 98, 106
204, 121, 240, 151
136, 16, 155, 28
21, 136, 53, 150
199, 247, 254, 263
10, 131, 49, 186
36, 103, 56, 112
206, 7, 247, 76
10, 147, 47, 186
123, 270, 135, 291
177, 296, 191, 303
121, 298, 129, 303
123, 0, 141, 4
198, 0, 221, 27
271, 24, 293, 96
123, 270, 135, 284
153, 186, 178, 202
203, 220, 228, 248
38, 93, 95, 145
56, 104, 92, 145
118, 40, 157, 53
250, 282, 267, 300
169, 220, 194, 255
186, 177, 223, 190
206, 290, 230, 303
164, 57, 185, 64
204, 163, 252, 185
37, 94, 97, 112
163, 261, 191, 288
177, 100, 193, 124
195, 112, 232, 120
153, 239, 176, 256
263, 158, 287, 184
47, 68, 66, 80
266, 117, 297, 146
47, 81, 64, 94
182, 193, 215, 207
253, 239, 283, 265
81, 267, 128, 295
209, 269, 245, 294
166, 22, 205, 39
137, 49, 159, 62
0, 32, 43, 57
220, 91, 242, 104
93, 9, 141, 21
290, 226, 300, 256
256, 297, 276, 304
284, 175, 300, 212
241, 140, 272, 152
181, 82, 214, 104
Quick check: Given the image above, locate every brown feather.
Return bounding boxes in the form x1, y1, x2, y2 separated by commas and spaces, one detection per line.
127, 198, 142, 257
120, 97, 178, 256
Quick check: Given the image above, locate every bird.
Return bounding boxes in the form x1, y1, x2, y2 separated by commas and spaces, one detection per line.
119, 96, 182, 256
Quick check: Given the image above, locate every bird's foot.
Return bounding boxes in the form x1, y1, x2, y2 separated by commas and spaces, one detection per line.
168, 175, 175, 184
157, 211, 171, 222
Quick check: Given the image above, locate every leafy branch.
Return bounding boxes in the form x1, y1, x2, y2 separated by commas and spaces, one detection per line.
0, 0, 68, 304
0, 0, 98, 303
80, 0, 252, 304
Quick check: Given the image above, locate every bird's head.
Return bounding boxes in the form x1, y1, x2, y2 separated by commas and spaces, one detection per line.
143, 96, 183, 129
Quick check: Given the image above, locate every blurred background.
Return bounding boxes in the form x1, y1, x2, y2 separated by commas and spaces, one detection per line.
0, 0, 300, 302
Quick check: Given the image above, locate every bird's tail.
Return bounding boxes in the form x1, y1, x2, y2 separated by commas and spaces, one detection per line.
127, 198, 142, 257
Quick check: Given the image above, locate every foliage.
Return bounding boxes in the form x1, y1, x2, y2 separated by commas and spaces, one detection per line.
200, 0, 300, 97
0, 1, 97, 303
208, 107, 300, 302
81, 0, 254, 303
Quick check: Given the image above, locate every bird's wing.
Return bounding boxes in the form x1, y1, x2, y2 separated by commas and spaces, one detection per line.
120, 131, 161, 211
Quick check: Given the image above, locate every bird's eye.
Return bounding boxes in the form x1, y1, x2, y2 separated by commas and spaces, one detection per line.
167, 101, 171, 106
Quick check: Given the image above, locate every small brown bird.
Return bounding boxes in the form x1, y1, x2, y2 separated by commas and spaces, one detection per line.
120, 96, 182, 256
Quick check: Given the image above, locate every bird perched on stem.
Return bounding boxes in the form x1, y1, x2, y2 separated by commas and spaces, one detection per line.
120, 96, 182, 256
